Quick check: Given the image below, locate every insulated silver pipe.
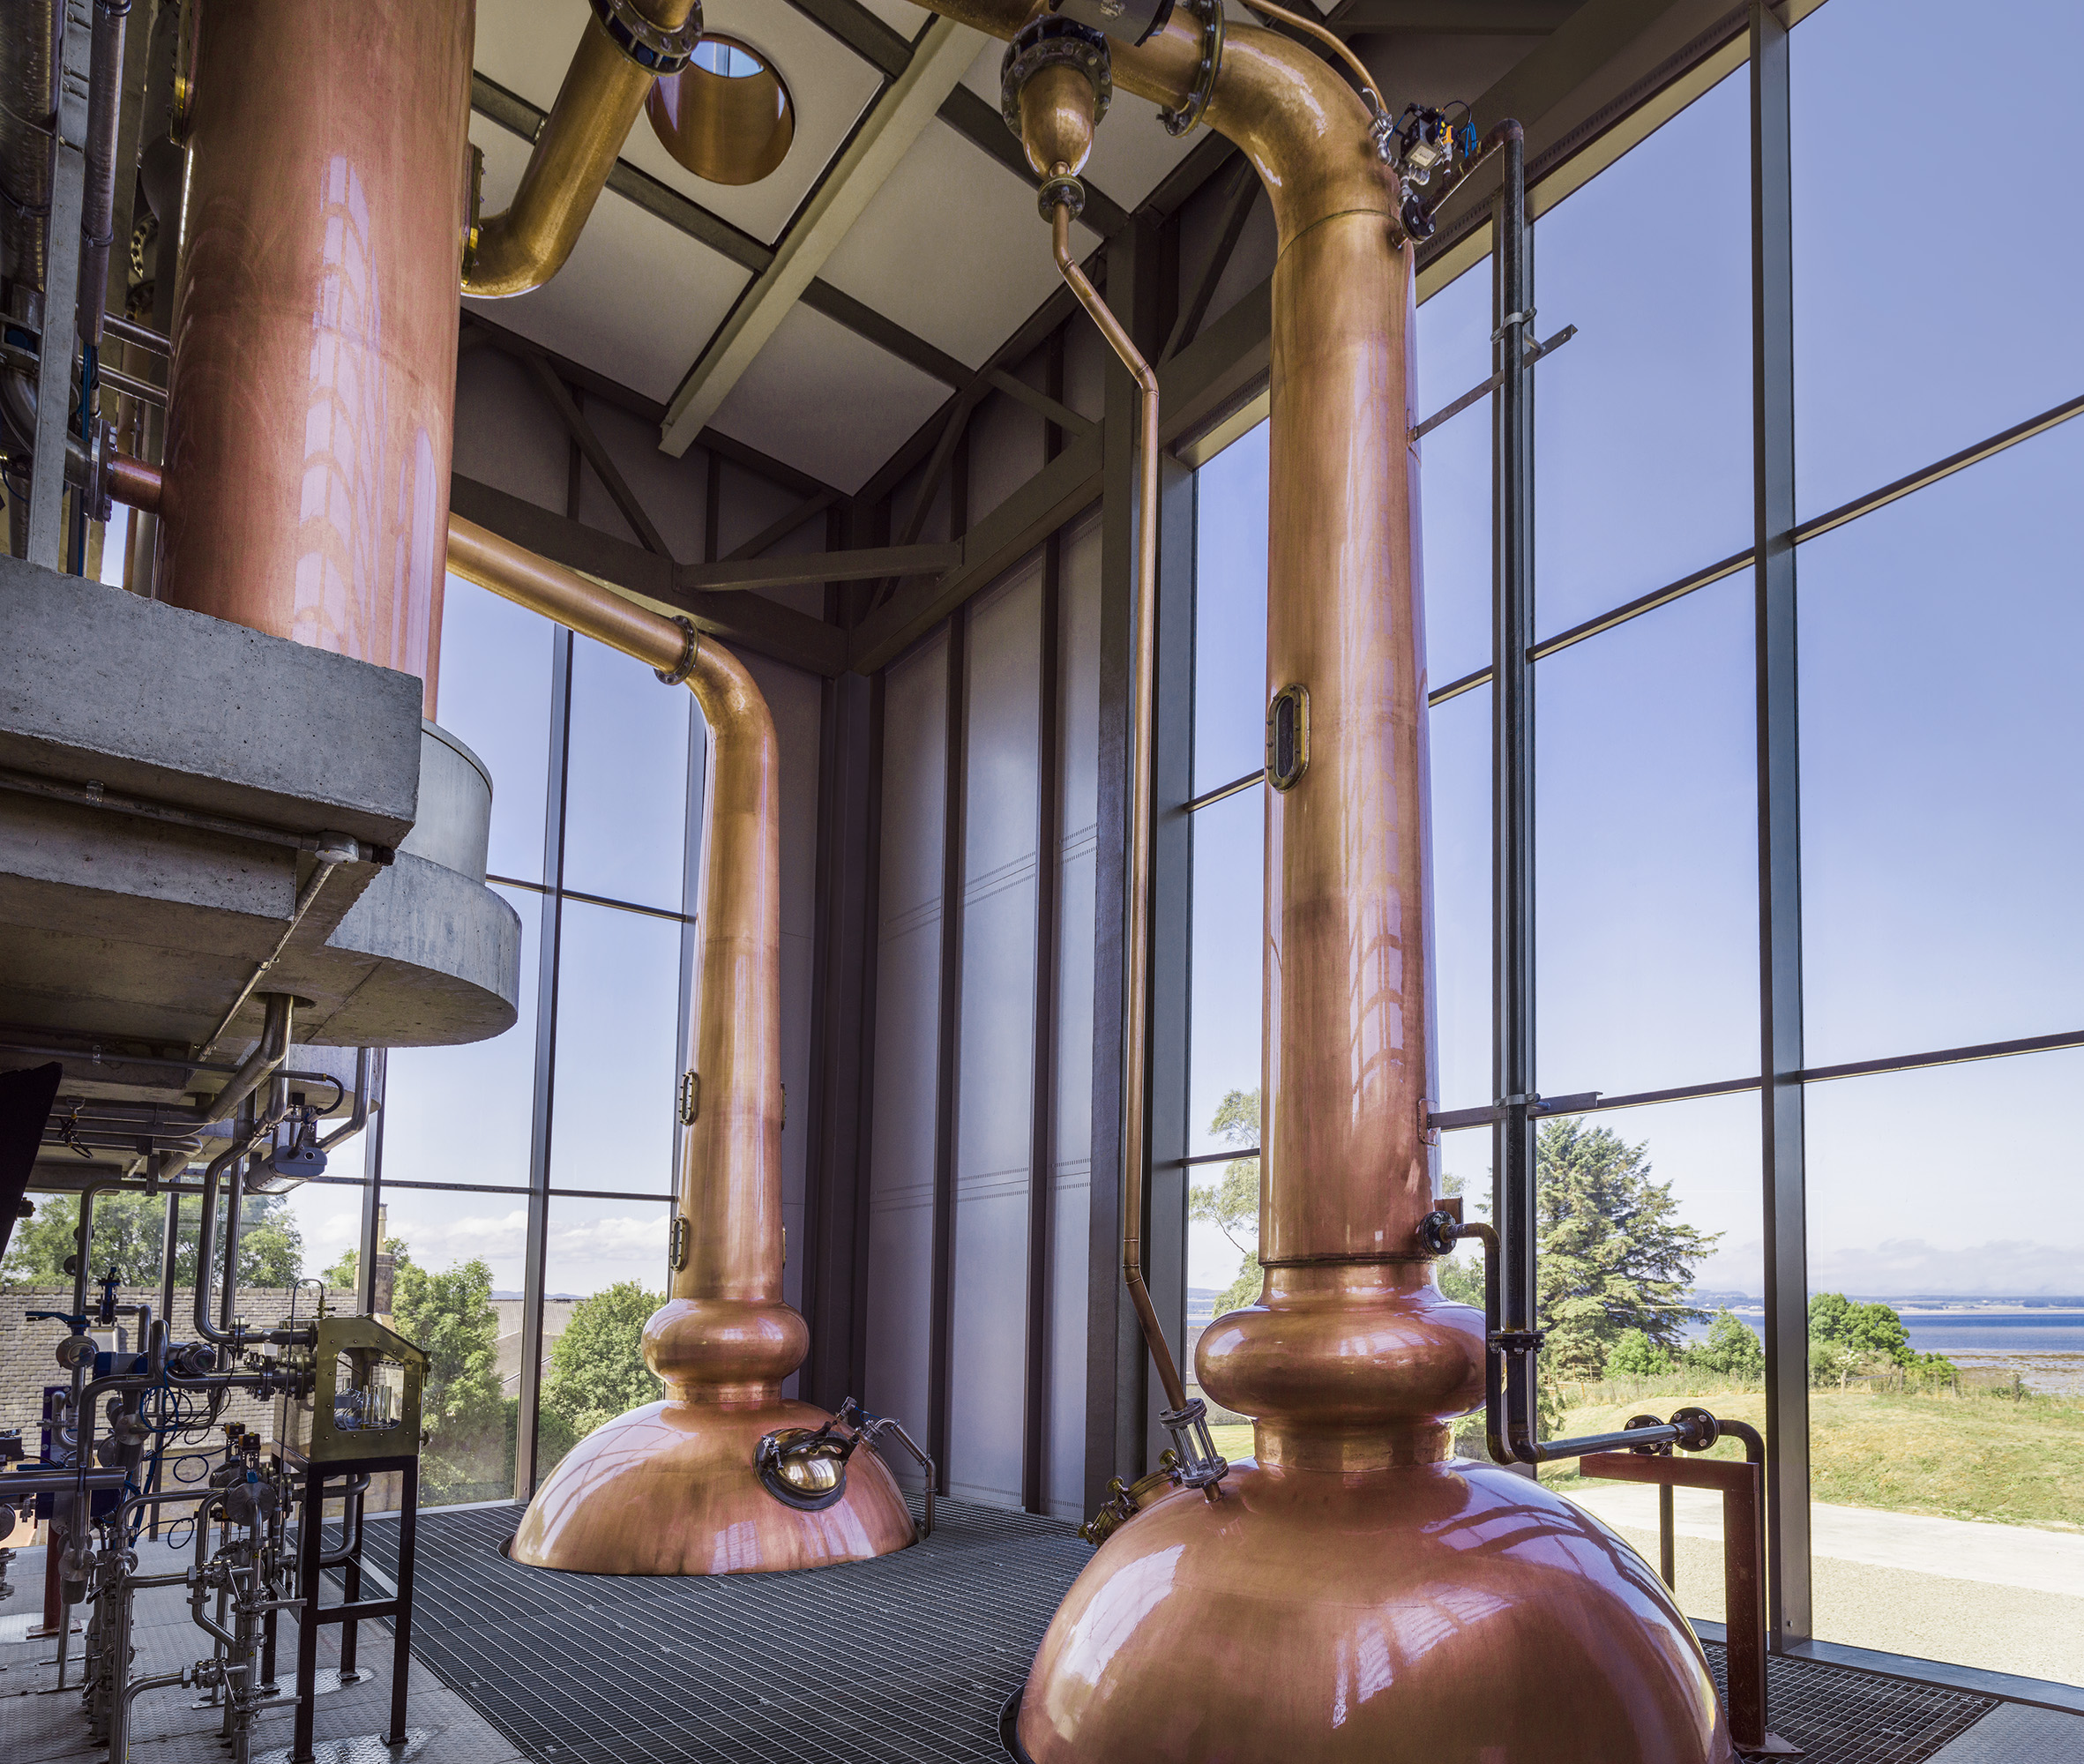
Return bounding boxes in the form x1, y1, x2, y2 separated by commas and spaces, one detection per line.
75, 0, 130, 348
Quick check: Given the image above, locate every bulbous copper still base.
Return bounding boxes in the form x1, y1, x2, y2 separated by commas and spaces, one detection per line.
1012, 1454, 1734, 1764
509, 1398, 916, 1576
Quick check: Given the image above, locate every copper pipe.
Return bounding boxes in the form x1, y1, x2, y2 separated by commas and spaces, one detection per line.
452, 516, 912, 1574
157, 1, 474, 720
1048, 198, 1184, 1416
463, 1, 698, 298
109, 449, 161, 517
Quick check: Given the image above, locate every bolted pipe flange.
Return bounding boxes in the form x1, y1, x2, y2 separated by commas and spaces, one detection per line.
1671, 1405, 1722, 1454
586, 0, 703, 75
1159, 0, 1223, 138
1036, 172, 1087, 224
1001, 17, 1113, 138
654, 615, 699, 685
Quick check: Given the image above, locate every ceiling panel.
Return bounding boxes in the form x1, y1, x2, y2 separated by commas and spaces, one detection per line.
465, 120, 751, 404
958, 36, 1202, 211
816, 120, 1101, 371
855, 0, 934, 41
474, 0, 884, 247
710, 303, 949, 493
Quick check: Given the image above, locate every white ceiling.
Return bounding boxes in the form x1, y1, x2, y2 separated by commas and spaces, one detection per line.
467, 0, 1148, 499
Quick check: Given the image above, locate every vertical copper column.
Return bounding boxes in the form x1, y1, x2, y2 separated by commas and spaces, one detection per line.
643, 636, 810, 1399
157, 1, 474, 718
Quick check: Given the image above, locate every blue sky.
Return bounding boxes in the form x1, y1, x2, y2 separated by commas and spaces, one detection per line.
1184, 0, 2084, 1300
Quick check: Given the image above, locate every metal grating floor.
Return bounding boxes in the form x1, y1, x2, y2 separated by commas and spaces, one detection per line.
1700, 1640, 1998, 1764
356, 1499, 1088, 1764
353, 1503, 2049, 1764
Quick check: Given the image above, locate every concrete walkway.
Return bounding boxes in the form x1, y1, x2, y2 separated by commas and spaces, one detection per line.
1560, 1483, 2084, 1687
1563, 1482, 2084, 1599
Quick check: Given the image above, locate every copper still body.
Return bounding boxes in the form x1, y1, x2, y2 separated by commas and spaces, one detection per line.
156, 1, 474, 718
448, 519, 915, 1576
973, 2, 1737, 1757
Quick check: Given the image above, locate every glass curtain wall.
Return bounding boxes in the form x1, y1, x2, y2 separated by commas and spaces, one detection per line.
370, 575, 698, 1508
1177, 0, 2082, 1688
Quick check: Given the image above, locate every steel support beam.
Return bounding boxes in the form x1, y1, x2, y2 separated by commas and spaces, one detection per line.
659, 19, 984, 456
447, 475, 848, 676
1750, 0, 1810, 1651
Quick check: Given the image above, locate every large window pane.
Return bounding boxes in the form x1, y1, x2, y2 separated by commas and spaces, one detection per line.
1191, 421, 1268, 794
380, 884, 541, 1187
1536, 582, 1758, 1097
562, 632, 692, 909
437, 577, 552, 884
1803, 1051, 2084, 1686
1428, 684, 1490, 1112
1798, 424, 2084, 1065
369, 1185, 528, 1508
547, 901, 685, 1195
1537, 1094, 1766, 1630
1792, 0, 2084, 519
1184, 786, 1263, 1314
536, 1194, 673, 1483
1534, 71, 1750, 639
1415, 258, 1494, 686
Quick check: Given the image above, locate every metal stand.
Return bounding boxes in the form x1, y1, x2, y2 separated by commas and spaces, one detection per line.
1581, 1447, 1802, 1759
281, 1448, 419, 1763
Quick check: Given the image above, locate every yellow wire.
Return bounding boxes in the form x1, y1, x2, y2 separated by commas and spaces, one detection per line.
1237, 0, 1386, 115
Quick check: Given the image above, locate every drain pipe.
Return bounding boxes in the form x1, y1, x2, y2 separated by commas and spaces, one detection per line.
463, 0, 702, 296
998, 18, 1225, 1494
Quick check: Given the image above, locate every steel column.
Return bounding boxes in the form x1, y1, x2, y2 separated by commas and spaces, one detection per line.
1491, 134, 1539, 1416
927, 605, 970, 1490
1751, 0, 1811, 1650
512, 625, 573, 1500
1021, 529, 1064, 1512
1143, 449, 1195, 1461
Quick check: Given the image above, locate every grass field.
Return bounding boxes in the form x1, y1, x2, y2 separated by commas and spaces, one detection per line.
1207, 1380, 2084, 1532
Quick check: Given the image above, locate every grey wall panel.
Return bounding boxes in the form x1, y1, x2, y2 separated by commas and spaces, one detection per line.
864, 634, 948, 1461
1048, 513, 1102, 1517
453, 350, 569, 512
968, 384, 1045, 532
948, 567, 1043, 1508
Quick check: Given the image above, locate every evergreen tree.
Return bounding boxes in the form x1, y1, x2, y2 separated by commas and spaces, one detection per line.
1535, 1117, 1718, 1380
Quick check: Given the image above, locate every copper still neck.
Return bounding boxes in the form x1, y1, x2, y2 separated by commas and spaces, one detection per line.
157, 1, 474, 720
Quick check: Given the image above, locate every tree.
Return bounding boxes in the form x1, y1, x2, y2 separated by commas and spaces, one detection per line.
390, 1252, 502, 1439
1535, 1117, 1719, 1381
1191, 1088, 1263, 1318
1806, 1292, 1953, 1388
3, 1191, 302, 1290
1606, 1328, 1673, 1378
538, 1282, 664, 1464
1685, 1308, 1765, 1379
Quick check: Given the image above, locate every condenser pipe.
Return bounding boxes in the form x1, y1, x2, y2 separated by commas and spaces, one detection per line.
447, 512, 791, 1330
1047, 198, 1184, 1416
463, 0, 700, 297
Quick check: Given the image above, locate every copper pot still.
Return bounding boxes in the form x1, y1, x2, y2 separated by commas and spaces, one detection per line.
156, 0, 475, 719
948, 0, 1741, 1754
454, 554, 915, 1575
